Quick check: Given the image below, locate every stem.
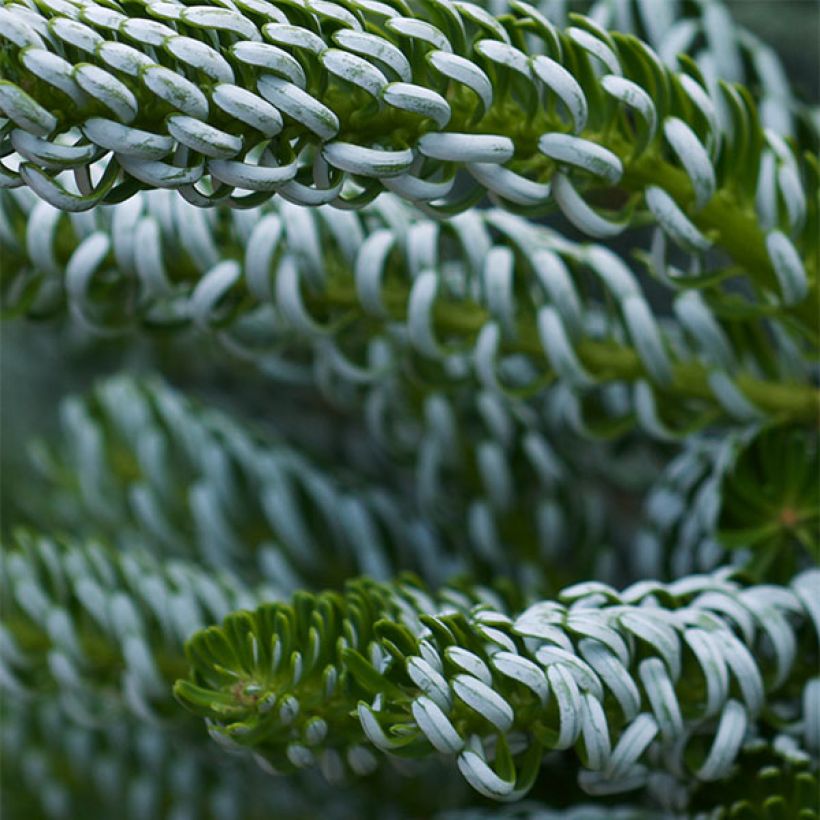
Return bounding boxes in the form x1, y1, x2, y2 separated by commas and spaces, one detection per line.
321, 278, 820, 424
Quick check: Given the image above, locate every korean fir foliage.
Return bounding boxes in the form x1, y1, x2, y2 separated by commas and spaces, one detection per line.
636, 425, 820, 582
13, 374, 657, 592
0, 0, 818, 332
1, 0, 819, 817
0, 534, 473, 819
173, 568, 820, 807
1, 187, 818, 430
0, 529, 270, 715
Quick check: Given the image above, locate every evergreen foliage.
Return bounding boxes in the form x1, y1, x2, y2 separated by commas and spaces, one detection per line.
0, 0, 818, 817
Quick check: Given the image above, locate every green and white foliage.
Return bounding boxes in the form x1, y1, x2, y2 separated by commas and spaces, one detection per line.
174, 567, 820, 806
636, 425, 820, 582
2, 187, 815, 432
1, 698, 280, 820
1, 529, 269, 713
0, 0, 817, 328
14, 374, 642, 590
0, 0, 818, 816
16, 373, 460, 588
0, 532, 487, 819
0, 529, 403, 817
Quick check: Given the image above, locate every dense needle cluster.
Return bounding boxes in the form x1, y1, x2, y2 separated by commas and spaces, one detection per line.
1, 0, 818, 817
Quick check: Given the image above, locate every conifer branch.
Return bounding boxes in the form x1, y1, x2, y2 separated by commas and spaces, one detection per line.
3, 189, 817, 427
174, 567, 820, 802
1, 529, 267, 716
16, 375, 644, 591
0, 1, 816, 323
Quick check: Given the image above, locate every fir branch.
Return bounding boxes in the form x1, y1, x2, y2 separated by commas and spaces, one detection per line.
174, 567, 820, 805
13, 373, 467, 587
637, 425, 820, 582
1, 529, 268, 716
2, 188, 817, 427
0, 1, 816, 322
11, 373, 660, 592
1, 698, 282, 820
0, 530, 490, 819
